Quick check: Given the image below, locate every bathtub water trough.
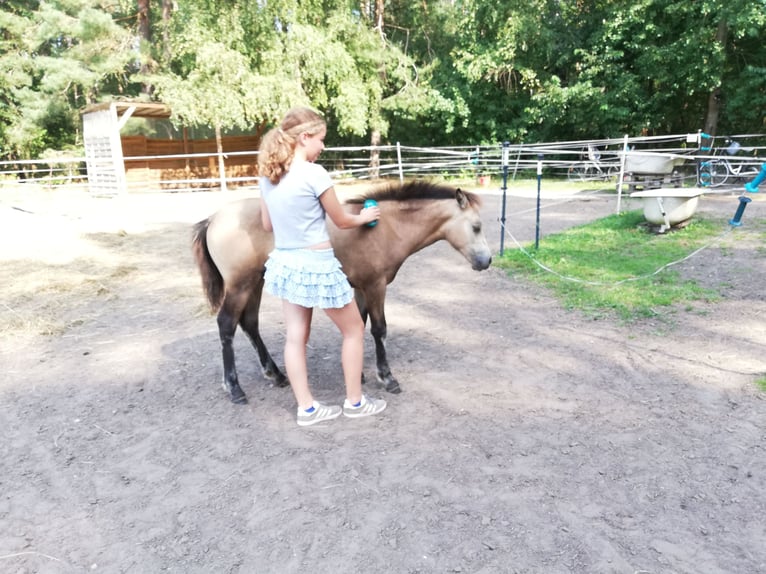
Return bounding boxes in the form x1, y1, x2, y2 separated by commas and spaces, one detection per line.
630, 188, 704, 233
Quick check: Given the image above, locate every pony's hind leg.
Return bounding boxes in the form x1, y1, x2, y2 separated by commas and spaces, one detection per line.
217, 293, 249, 404
239, 281, 289, 387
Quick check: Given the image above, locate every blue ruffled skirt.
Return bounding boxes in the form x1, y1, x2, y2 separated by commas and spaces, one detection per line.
264, 248, 353, 309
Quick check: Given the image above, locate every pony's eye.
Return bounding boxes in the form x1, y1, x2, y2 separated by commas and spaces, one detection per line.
473, 223, 481, 234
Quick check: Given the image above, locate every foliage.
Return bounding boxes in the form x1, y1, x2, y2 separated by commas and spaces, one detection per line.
0, 0, 765, 159
142, 0, 431, 141
433, 0, 766, 143
494, 210, 722, 321
0, 0, 136, 158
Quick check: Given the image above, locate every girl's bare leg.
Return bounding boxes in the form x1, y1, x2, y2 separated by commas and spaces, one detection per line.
281, 300, 314, 409
324, 301, 365, 405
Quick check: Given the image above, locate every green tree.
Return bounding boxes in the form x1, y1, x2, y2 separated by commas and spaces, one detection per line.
396, 0, 765, 143
434, 0, 565, 143
0, 0, 137, 159
375, 0, 469, 145
542, 0, 766, 137
145, 0, 436, 148
1, 0, 764, 159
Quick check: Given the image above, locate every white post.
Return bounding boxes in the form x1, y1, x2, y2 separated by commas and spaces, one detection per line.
218, 152, 227, 192
512, 142, 524, 181
396, 142, 404, 183
616, 134, 629, 214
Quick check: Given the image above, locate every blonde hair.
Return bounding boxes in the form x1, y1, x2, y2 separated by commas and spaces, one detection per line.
258, 107, 326, 184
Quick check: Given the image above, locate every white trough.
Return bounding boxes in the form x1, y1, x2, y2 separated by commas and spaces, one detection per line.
630, 188, 704, 233
623, 151, 687, 174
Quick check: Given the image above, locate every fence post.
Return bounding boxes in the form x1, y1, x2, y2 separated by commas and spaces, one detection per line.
370, 130, 381, 180
218, 153, 227, 192
535, 153, 543, 249
500, 141, 510, 255
396, 142, 404, 183
616, 134, 629, 213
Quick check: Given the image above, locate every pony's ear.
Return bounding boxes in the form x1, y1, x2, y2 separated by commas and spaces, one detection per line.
456, 188, 468, 209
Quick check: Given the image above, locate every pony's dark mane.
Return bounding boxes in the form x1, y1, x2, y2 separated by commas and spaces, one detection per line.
346, 180, 481, 207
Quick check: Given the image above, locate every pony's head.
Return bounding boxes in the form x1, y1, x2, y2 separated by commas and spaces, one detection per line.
353, 180, 492, 270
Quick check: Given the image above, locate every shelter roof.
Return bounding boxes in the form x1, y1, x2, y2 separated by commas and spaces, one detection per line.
80, 101, 172, 119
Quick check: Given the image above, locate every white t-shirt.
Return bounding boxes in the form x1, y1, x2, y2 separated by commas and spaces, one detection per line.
260, 161, 334, 249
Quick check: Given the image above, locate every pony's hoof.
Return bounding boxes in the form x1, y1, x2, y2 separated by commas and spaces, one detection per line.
378, 373, 401, 393
223, 381, 248, 404
230, 391, 248, 404
274, 376, 290, 388
264, 368, 290, 388
384, 380, 402, 394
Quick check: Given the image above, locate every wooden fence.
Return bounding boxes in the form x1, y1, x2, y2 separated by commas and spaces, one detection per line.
121, 135, 261, 190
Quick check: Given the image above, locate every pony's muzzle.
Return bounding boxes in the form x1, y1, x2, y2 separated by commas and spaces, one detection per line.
471, 252, 492, 270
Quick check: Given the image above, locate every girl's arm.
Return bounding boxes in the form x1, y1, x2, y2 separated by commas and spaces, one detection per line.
320, 187, 379, 229
261, 199, 273, 232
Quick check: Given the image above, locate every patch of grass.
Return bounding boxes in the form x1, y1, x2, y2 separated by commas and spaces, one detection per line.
495, 210, 723, 321
755, 376, 766, 393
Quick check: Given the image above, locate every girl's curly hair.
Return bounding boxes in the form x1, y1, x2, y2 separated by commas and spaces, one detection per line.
257, 107, 326, 184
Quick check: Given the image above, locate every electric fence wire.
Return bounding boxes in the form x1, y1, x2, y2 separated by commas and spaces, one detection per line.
499, 217, 735, 287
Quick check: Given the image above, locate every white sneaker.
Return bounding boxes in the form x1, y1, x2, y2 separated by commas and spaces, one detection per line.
342, 395, 387, 418
297, 401, 342, 426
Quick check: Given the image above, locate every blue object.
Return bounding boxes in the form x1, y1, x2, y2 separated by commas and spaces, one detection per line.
744, 163, 766, 193
729, 196, 752, 227
364, 198, 378, 227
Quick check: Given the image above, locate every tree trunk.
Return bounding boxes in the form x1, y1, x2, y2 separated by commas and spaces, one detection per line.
360, 1, 372, 21
138, 0, 152, 94
370, 130, 381, 180
375, 0, 384, 35
161, 0, 173, 64
215, 124, 228, 192
703, 20, 728, 136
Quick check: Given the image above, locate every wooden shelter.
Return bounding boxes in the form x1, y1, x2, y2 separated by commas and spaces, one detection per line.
81, 101, 260, 194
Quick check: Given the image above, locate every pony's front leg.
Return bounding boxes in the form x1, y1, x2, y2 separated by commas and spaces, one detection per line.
362, 286, 401, 394
353, 289, 371, 387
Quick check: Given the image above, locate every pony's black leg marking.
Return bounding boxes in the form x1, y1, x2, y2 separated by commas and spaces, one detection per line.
354, 289, 370, 386
354, 289, 369, 323
369, 312, 401, 394
217, 302, 247, 404
239, 281, 288, 387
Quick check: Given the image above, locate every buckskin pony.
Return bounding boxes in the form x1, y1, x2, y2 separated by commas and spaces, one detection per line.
192, 180, 492, 404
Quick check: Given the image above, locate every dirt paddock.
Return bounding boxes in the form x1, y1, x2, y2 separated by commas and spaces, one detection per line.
1, 182, 765, 574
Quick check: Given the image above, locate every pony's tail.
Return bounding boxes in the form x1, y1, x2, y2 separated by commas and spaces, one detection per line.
191, 218, 225, 310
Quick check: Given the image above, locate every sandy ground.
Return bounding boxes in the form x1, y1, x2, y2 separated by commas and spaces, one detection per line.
1, 180, 765, 574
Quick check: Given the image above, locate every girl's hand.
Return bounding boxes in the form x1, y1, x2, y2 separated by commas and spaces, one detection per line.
361, 205, 380, 225
320, 187, 380, 229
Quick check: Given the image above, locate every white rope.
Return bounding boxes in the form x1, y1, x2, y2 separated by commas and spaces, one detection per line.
500, 220, 734, 287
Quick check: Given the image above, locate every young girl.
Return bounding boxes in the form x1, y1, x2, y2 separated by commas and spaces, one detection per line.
258, 107, 387, 426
